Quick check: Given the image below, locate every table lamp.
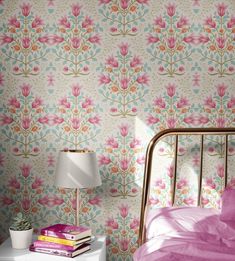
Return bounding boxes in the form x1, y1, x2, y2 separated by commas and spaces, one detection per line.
54, 150, 101, 226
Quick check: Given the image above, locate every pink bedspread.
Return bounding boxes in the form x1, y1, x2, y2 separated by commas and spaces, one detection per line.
145, 207, 235, 240
134, 207, 235, 261
133, 231, 235, 261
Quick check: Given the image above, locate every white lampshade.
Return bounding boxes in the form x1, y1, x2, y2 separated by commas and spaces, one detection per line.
55, 150, 101, 188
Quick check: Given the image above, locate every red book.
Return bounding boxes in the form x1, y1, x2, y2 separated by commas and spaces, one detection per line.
41, 224, 92, 241
29, 243, 90, 258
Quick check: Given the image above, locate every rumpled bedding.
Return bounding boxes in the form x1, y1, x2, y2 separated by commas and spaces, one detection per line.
133, 207, 235, 261
133, 231, 235, 261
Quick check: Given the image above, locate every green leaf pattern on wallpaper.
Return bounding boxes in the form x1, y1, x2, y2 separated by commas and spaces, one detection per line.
0, 3, 50, 77
98, 123, 145, 198
0, 62, 5, 95
0, 1, 235, 261
146, 3, 196, 77
98, 42, 150, 117
105, 204, 139, 260
197, 3, 235, 77
0, 84, 49, 158
0, 163, 55, 236
197, 83, 235, 127
99, 0, 149, 36
145, 83, 193, 130
49, 3, 101, 77
39, 84, 102, 149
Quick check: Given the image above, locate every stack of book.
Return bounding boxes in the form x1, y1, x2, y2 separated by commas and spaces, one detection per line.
29, 223, 92, 258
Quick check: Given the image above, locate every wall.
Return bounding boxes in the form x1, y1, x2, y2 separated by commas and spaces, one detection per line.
0, 0, 235, 260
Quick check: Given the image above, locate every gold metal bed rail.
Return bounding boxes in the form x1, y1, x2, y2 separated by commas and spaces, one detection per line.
138, 128, 235, 246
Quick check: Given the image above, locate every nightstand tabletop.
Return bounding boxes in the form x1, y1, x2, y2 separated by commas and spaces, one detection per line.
0, 235, 106, 261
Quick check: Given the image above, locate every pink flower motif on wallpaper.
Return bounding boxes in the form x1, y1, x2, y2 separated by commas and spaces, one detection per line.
0, 115, 13, 125
227, 178, 235, 189
88, 195, 102, 207
192, 72, 201, 93
146, 3, 196, 77
198, 3, 235, 77
106, 137, 119, 149
119, 238, 130, 252
99, 123, 144, 198
8, 176, 21, 189
199, 162, 227, 208
42, 4, 101, 77
149, 168, 173, 208
98, 42, 149, 117
47, 154, 55, 167
174, 177, 198, 207
0, 196, 14, 206
41, 84, 101, 149
38, 195, 64, 208
192, 0, 200, 6
136, 155, 145, 166
20, 163, 32, 178
0, 2, 50, 76
119, 204, 129, 218
183, 197, 195, 205
99, 0, 149, 36
38, 114, 64, 126
130, 217, 139, 230
205, 178, 216, 190
155, 179, 166, 189
198, 83, 235, 128
0, 163, 50, 220
0, 71, 4, 88
8, 97, 20, 109
216, 164, 225, 178
98, 155, 111, 165
192, 154, 200, 167
47, 73, 55, 86
106, 218, 119, 229
177, 178, 188, 189
146, 83, 193, 131
32, 177, 44, 189
105, 204, 139, 258
77, 188, 103, 225
53, 188, 83, 225
0, 83, 48, 158
166, 164, 174, 178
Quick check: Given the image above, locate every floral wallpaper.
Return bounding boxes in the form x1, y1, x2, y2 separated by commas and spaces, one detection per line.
0, 0, 235, 260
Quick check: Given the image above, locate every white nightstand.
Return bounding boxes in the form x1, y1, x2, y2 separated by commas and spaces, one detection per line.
0, 235, 106, 261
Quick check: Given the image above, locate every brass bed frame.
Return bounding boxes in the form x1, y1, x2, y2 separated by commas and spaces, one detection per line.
138, 128, 235, 246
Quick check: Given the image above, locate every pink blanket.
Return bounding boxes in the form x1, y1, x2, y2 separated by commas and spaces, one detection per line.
133, 231, 235, 261
134, 207, 235, 261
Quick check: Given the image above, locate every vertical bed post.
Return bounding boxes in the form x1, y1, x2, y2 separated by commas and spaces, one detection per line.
198, 135, 204, 207
172, 135, 178, 206
224, 134, 228, 188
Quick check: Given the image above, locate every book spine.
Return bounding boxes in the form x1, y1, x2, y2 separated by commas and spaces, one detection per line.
41, 230, 74, 240
30, 246, 72, 258
33, 241, 74, 251
38, 235, 75, 246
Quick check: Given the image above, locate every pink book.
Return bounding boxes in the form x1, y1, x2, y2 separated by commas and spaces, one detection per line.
41, 223, 91, 240
33, 240, 82, 251
29, 243, 90, 258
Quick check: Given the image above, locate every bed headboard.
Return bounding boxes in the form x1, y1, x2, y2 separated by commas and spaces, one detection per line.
138, 128, 235, 246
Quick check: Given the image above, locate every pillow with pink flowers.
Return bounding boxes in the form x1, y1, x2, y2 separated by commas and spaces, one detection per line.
220, 188, 235, 221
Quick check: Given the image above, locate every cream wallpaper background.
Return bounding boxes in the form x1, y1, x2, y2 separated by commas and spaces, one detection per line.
0, 0, 235, 260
